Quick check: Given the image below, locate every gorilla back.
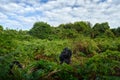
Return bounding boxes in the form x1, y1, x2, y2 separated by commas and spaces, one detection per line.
59, 47, 72, 64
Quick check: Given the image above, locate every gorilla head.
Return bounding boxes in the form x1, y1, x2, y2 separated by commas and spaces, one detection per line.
59, 47, 72, 64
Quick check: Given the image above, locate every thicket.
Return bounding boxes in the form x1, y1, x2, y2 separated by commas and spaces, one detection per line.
0, 21, 120, 80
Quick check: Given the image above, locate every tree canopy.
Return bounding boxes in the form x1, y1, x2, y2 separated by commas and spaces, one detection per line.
29, 22, 52, 39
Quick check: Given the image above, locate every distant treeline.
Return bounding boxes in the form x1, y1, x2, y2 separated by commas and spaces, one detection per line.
0, 21, 120, 40
28, 21, 120, 39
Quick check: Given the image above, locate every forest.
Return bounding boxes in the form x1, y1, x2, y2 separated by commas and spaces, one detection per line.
0, 21, 120, 80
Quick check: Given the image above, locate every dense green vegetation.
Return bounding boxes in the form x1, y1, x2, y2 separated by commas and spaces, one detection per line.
0, 21, 120, 80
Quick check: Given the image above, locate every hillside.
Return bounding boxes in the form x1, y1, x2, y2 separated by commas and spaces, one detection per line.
0, 21, 120, 80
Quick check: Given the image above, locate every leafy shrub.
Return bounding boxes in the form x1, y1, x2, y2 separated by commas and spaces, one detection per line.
0, 31, 17, 56
95, 38, 119, 52
53, 63, 77, 80
27, 60, 58, 80
82, 50, 120, 79
72, 38, 99, 56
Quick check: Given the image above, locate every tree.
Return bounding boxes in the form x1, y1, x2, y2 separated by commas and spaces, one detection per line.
93, 22, 110, 32
58, 23, 78, 39
0, 25, 3, 31
29, 22, 52, 39
91, 22, 110, 38
105, 29, 115, 38
111, 27, 120, 37
73, 21, 91, 33
115, 27, 120, 37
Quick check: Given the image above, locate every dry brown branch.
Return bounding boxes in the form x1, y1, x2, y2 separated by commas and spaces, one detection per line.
44, 69, 61, 79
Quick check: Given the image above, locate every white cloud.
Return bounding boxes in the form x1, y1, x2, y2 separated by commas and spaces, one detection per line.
0, 0, 119, 30
0, 12, 8, 19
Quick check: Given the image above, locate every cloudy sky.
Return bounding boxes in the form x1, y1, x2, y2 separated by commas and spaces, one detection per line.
0, 0, 120, 30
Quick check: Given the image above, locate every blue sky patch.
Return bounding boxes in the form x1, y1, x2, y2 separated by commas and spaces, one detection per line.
97, 0, 107, 3
40, 0, 49, 3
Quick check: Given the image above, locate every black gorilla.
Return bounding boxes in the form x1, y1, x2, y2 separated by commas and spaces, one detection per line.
9, 61, 23, 75
59, 47, 72, 64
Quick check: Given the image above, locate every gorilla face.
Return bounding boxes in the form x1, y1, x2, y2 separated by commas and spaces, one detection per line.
59, 47, 72, 64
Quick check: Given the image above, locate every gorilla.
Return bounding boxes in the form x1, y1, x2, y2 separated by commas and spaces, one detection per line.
9, 61, 23, 75
59, 47, 72, 64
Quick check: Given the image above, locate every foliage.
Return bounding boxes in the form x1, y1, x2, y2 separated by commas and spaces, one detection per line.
25, 60, 58, 80
111, 27, 120, 37
104, 29, 115, 38
29, 22, 52, 39
73, 21, 91, 33
58, 23, 74, 29
95, 38, 120, 52
55, 64, 77, 80
0, 30, 17, 55
72, 38, 99, 56
0, 21, 120, 80
0, 25, 3, 31
82, 50, 120, 79
91, 22, 110, 38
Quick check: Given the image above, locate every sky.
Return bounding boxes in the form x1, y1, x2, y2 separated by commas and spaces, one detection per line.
0, 0, 120, 30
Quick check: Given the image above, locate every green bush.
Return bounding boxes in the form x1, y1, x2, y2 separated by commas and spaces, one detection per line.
72, 38, 99, 56
27, 60, 58, 80
0, 31, 17, 56
53, 63, 77, 80
95, 38, 119, 52
82, 50, 120, 79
